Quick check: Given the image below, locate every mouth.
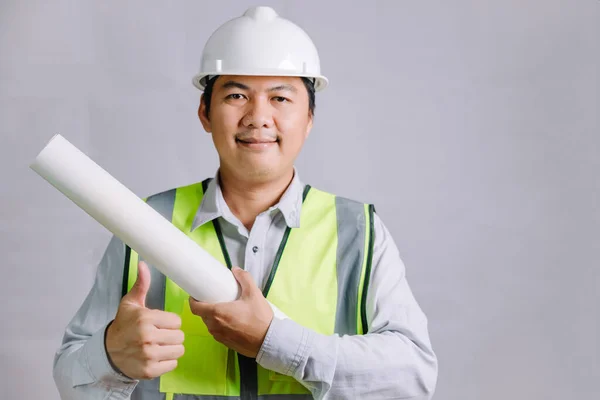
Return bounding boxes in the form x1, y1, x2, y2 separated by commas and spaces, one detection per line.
235, 137, 279, 151
235, 138, 279, 144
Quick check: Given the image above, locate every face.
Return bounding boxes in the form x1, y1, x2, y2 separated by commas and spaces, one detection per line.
198, 75, 313, 183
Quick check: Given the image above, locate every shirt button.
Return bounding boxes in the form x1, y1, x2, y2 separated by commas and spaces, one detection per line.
252, 246, 259, 254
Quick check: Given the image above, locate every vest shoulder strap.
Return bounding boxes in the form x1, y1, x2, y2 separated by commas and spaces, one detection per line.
121, 187, 179, 298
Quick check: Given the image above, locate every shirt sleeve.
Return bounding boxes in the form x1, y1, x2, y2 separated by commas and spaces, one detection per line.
52, 235, 139, 399
257, 213, 438, 399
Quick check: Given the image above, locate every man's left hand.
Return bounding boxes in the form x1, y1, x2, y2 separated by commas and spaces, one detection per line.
189, 266, 274, 358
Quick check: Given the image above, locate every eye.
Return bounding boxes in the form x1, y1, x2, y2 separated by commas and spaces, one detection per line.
272, 96, 289, 103
226, 93, 246, 100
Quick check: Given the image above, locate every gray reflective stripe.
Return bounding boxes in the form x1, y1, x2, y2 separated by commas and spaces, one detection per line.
131, 385, 166, 400
173, 395, 311, 399
175, 396, 229, 399
132, 189, 176, 398
139, 188, 176, 311
146, 188, 178, 226
334, 196, 367, 335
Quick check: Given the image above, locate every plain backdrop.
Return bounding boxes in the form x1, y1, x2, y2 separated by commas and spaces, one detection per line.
1, 1, 598, 399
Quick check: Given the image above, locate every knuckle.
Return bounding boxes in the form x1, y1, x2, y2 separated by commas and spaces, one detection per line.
137, 328, 154, 345
214, 306, 225, 317
140, 344, 155, 360
213, 308, 227, 323
140, 365, 155, 380
171, 313, 182, 328
139, 310, 154, 323
176, 330, 185, 343
135, 314, 147, 328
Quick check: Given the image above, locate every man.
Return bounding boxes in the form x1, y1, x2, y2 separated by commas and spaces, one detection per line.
53, 6, 437, 400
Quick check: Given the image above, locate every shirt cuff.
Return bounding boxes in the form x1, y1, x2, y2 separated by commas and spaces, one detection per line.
82, 322, 138, 387
256, 317, 315, 377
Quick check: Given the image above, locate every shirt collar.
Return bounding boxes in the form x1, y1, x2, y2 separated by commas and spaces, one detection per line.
191, 168, 304, 232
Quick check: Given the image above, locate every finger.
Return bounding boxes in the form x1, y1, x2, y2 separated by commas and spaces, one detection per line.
124, 261, 151, 307
155, 344, 185, 361
189, 297, 216, 318
145, 309, 182, 330
158, 359, 178, 374
155, 329, 185, 346
232, 266, 257, 297
145, 359, 178, 378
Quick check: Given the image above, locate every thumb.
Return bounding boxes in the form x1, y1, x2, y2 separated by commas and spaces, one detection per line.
124, 261, 151, 307
232, 266, 257, 297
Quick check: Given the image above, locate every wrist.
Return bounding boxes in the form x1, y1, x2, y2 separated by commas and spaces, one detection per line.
104, 320, 132, 379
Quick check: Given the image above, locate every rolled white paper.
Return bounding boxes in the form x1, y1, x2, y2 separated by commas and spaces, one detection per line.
30, 134, 287, 319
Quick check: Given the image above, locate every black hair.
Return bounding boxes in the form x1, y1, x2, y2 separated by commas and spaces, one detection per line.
202, 76, 316, 119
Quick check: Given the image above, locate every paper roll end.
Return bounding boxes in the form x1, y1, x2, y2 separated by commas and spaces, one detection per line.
39, 133, 63, 150
30, 134, 64, 170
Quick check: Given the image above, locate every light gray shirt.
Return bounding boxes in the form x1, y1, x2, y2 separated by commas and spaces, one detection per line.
53, 171, 438, 399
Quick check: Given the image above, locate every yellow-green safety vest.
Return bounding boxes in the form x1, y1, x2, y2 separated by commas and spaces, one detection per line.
122, 179, 375, 400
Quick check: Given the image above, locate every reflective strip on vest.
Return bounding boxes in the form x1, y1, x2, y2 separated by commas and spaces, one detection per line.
123, 180, 375, 399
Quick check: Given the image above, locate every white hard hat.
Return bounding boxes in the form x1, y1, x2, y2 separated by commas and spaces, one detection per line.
192, 6, 328, 92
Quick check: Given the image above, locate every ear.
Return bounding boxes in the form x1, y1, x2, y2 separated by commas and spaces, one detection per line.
198, 94, 212, 133
304, 112, 314, 139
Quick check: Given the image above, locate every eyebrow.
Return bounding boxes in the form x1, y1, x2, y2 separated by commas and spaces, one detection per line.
267, 84, 298, 93
220, 81, 298, 93
221, 81, 250, 91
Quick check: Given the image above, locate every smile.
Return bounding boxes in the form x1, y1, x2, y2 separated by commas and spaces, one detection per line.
235, 138, 278, 144
235, 138, 278, 150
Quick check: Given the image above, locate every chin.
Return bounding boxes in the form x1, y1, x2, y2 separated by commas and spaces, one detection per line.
240, 165, 278, 181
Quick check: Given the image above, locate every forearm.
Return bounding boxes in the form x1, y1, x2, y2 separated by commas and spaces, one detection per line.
53, 235, 137, 399
258, 214, 438, 399
258, 318, 437, 399
53, 323, 137, 399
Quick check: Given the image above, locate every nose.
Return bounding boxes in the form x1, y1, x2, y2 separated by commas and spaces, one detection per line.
242, 97, 274, 129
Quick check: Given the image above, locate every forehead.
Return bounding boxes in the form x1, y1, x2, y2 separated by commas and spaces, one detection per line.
213, 75, 305, 91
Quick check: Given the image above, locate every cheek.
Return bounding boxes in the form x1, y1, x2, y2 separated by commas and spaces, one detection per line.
210, 110, 242, 146
277, 114, 310, 150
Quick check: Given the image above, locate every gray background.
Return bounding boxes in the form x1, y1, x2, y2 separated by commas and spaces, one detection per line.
1, 0, 598, 398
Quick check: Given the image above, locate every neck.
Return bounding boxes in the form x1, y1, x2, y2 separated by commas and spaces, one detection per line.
219, 168, 294, 231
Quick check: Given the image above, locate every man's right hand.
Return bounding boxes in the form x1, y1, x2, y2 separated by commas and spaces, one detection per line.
105, 261, 185, 380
